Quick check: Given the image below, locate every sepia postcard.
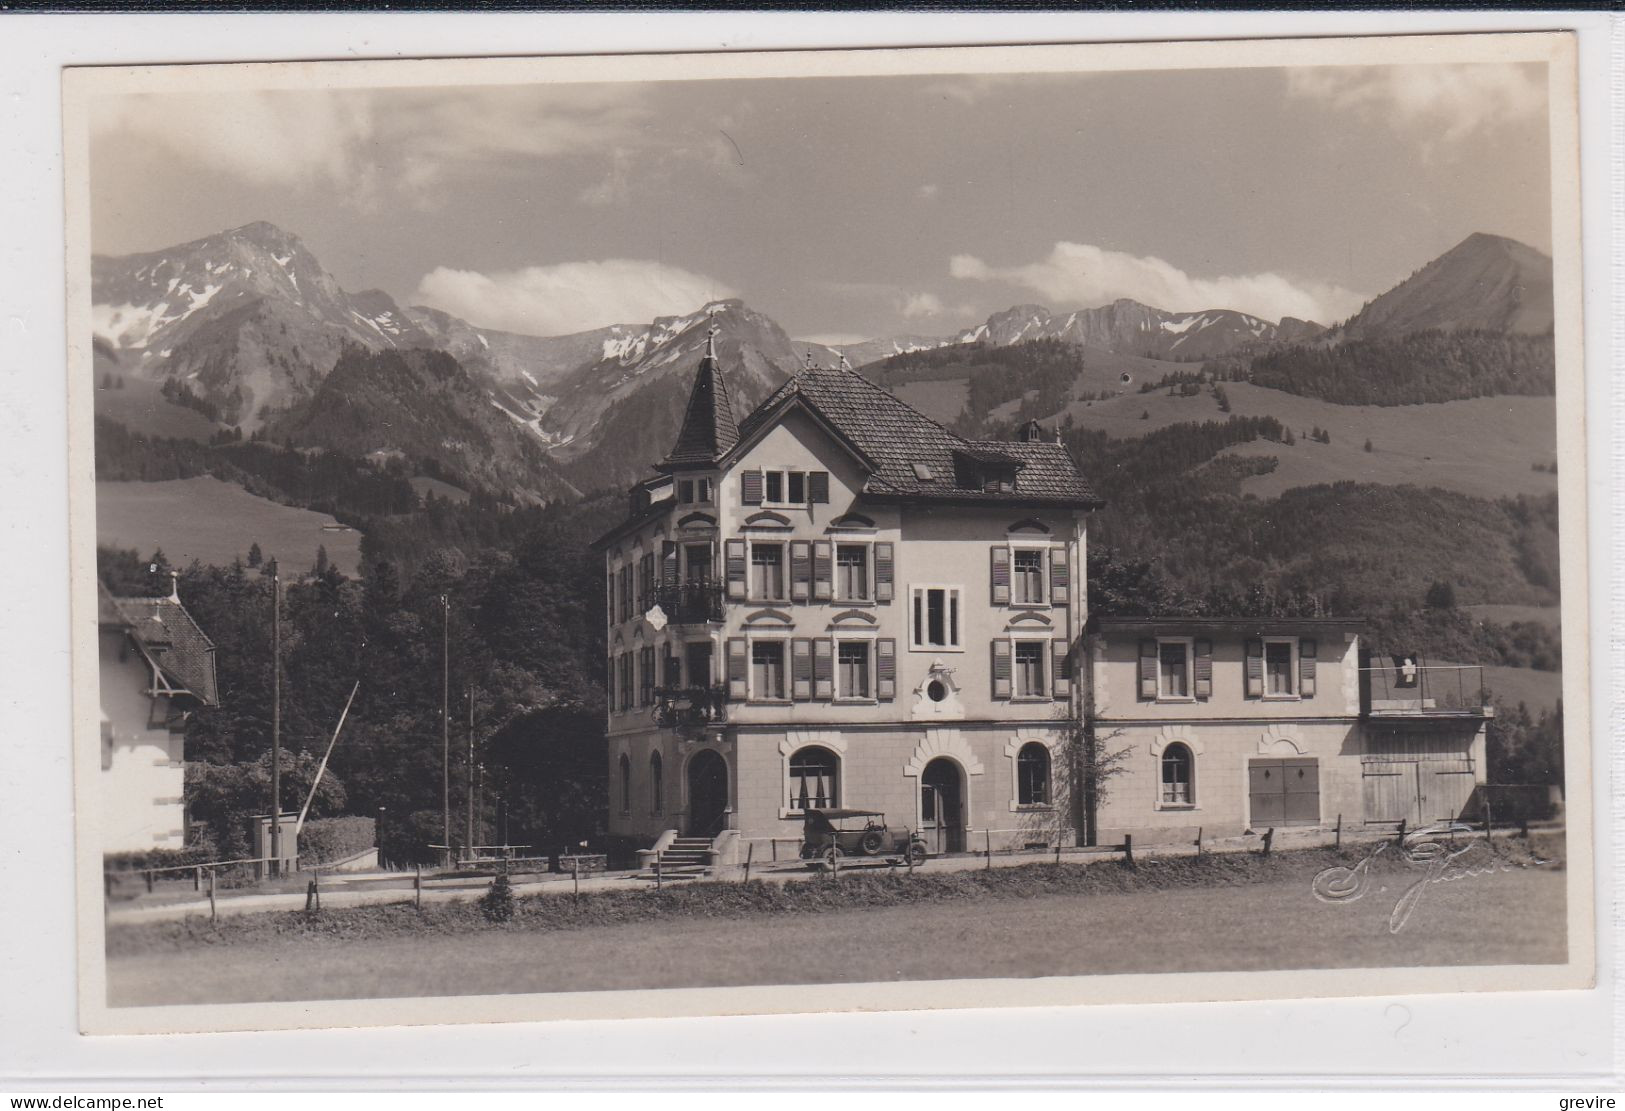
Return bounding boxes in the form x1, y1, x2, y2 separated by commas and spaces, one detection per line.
64, 30, 1594, 1036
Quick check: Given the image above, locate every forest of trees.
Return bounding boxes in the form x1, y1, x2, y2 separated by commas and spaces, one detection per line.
99, 482, 617, 865
1212, 329, 1556, 405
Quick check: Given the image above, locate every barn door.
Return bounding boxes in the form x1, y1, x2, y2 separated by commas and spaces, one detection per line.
1362, 762, 1415, 825
1424, 760, 1476, 823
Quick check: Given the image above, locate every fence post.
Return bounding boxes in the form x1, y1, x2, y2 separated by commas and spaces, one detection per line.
1519, 815, 1530, 839
1123, 833, 1135, 870
828, 834, 838, 880
1396, 818, 1407, 850
1055, 838, 1062, 866
414, 863, 422, 910
305, 878, 315, 913
144, 869, 154, 894
1484, 792, 1494, 844
1262, 828, 1275, 857
194, 865, 202, 892
771, 838, 778, 863
208, 867, 216, 922
1335, 813, 1343, 850
573, 857, 581, 902
985, 829, 992, 870
1194, 826, 1203, 855
743, 842, 754, 884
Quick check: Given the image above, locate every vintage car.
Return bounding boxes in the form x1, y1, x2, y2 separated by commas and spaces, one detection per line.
799, 808, 928, 867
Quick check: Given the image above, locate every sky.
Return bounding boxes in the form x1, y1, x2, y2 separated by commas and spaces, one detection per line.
88, 61, 1553, 343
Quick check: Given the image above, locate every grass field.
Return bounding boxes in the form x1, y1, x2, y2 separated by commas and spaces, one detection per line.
97, 476, 363, 576
1479, 664, 1565, 716
1464, 604, 1562, 630
93, 377, 218, 442
106, 845, 1565, 1006
1063, 383, 1557, 503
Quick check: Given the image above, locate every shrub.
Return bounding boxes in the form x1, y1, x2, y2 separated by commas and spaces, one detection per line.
482, 873, 516, 922
299, 816, 376, 866
104, 845, 216, 873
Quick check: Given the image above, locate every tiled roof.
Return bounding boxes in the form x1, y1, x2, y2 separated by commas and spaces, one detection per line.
99, 583, 220, 707
660, 353, 740, 470
734, 364, 1101, 506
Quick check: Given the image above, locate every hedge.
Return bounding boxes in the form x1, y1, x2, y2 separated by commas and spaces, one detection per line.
298, 816, 377, 866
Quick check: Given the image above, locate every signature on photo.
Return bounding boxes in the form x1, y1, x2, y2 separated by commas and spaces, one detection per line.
1311, 824, 1552, 934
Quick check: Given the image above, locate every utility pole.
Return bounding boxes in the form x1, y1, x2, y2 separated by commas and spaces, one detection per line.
269, 559, 282, 876
441, 594, 451, 869
465, 683, 475, 857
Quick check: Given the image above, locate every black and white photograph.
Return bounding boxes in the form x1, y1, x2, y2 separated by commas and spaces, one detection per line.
62, 31, 1593, 1035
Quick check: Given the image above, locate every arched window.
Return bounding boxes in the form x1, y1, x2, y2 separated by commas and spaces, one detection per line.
787, 746, 839, 812
1016, 742, 1051, 806
650, 751, 664, 814
1161, 743, 1194, 806
618, 753, 631, 814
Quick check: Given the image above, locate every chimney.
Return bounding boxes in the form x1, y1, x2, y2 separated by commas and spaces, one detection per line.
169, 570, 181, 603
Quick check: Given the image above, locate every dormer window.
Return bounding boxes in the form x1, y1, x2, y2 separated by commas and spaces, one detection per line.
951, 448, 1022, 493
677, 477, 713, 505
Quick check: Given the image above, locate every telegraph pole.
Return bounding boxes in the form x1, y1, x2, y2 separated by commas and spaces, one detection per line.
465, 683, 475, 856
269, 559, 282, 876
441, 594, 451, 869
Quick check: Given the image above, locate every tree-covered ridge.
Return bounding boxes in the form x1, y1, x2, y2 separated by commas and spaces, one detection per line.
1214, 329, 1555, 406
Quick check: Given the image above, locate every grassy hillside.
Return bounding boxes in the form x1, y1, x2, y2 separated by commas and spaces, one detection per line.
97, 477, 362, 576
93, 374, 219, 443
1063, 382, 1556, 503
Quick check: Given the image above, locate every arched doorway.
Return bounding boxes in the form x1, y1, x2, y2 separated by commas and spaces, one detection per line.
921, 757, 966, 853
686, 749, 729, 836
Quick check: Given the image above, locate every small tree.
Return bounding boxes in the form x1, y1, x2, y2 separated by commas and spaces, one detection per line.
1424, 580, 1458, 610
1364, 438, 1374, 453
1017, 711, 1133, 848
481, 871, 516, 923
246, 542, 263, 569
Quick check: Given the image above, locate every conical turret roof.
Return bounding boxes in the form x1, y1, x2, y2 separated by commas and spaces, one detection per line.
658, 328, 738, 471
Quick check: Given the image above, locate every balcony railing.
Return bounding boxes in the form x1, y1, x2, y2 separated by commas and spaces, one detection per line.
651, 580, 725, 625
1360, 663, 1489, 717
654, 684, 729, 728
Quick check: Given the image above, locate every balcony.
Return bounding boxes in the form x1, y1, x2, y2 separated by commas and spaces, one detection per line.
651, 580, 725, 625
1360, 662, 1492, 719
654, 685, 729, 729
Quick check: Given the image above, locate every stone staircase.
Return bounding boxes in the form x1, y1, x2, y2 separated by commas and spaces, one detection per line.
650, 836, 715, 879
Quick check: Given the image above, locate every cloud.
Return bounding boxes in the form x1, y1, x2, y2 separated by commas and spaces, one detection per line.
92, 85, 652, 208
901, 292, 945, 318
1285, 63, 1545, 143
951, 241, 1366, 325
414, 259, 737, 336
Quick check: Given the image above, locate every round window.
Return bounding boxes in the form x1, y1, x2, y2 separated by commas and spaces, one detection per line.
927, 679, 948, 703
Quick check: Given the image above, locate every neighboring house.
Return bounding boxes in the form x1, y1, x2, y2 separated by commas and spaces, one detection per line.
595, 330, 1099, 855
597, 339, 1493, 858
97, 579, 219, 852
1089, 618, 1490, 843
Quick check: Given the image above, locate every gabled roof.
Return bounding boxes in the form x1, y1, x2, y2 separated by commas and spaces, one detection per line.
732, 363, 1101, 507
98, 582, 220, 707
658, 349, 739, 471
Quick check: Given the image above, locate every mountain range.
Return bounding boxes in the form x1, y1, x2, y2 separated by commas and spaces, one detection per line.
91, 222, 1554, 497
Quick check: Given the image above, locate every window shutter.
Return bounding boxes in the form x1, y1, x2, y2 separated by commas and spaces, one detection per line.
990, 546, 1011, 605
1052, 639, 1071, 699
664, 648, 681, 688
877, 638, 897, 701
992, 639, 1012, 699
1138, 639, 1158, 701
791, 638, 814, 700
1300, 638, 1318, 698
1193, 638, 1213, 699
606, 572, 615, 625
874, 542, 894, 603
639, 553, 653, 613
726, 638, 748, 700
808, 471, 830, 504
1049, 547, 1069, 605
813, 638, 834, 700
661, 540, 679, 587
724, 539, 747, 600
1245, 638, 1264, 698
741, 469, 764, 505
790, 540, 812, 602
812, 540, 833, 601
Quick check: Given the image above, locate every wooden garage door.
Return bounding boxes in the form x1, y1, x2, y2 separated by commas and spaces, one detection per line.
1250, 758, 1320, 827
1426, 760, 1477, 823
1361, 759, 1477, 826
1363, 762, 1413, 825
